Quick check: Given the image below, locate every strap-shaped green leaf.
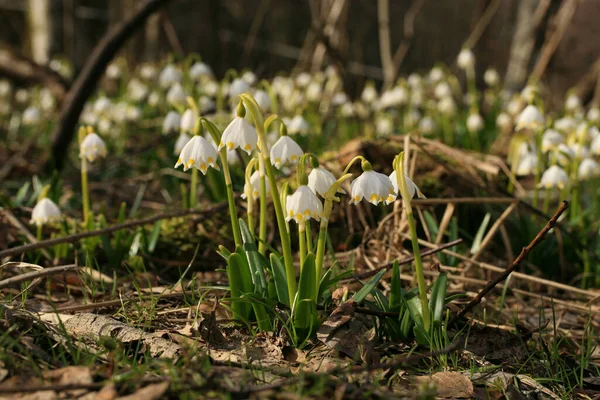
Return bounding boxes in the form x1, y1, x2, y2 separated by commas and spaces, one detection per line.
352, 269, 386, 304
294, 253, 317, 332
270, 254, 290, 306
227, 252, 252, 320
239, 219, 268, 294
429, 272, 448, 325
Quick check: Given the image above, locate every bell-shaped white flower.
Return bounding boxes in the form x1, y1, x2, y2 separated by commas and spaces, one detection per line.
286, 185, 323, 223
554, 117, 577, 133
521, 85, 537, 103
437, 96, 456, 116
229, 78, 251, 99
189, 61, 213, 80
198, 96, 215, 114
127, 78, 148, 102
159, 64, 182, 88
162, 111, 181, 134
389, 170, 425, 200
241, 171, 270, 200
295, 72, 311, 87
538, 165, 568, 189
254, 90, 271, 112
466, 113, 484, 133
516, 105, 544, 131
0, 79, 11, 98
429, 67, 444, 83
554, 143, 574, 167
79, 132, 107, 162
287, 115, 310, 135
30, 198, 61, 226
507, 97, 524, 117
578, 158, 600, 180
308, 166, 344, 197
434, 82, 452, 99
569, 143, 589, 160
350, 170, 396, 205
180, 109, 196, 133
148, 91, 160, 107
565, 94, 581, 112
174, 133, 191, 155
22, 107, 41, 125
587, 107, 600, 123
174, 135, 219, 174
496, 112, 512, 131
219, 117, 258, 155
93, 97, 112, 114
407, 73, 422, 88
106, 63, 122, 79
484, 68, 499, 86
306, 81, 323, 102
457, 48, 475, 69
242, 70, 257, 85
166, 83, 186, 106
515, 153, 538, 176
270, 135, 304, 169
541, 129, 564, 152
418, 116, 436, 135
591, 134, 600, 155
140, 64, 157, 81
361, 84, 378, 104
376, 116, 393, 137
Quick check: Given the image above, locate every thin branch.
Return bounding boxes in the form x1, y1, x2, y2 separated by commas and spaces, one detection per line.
451, 201, 570, 324
463, 0, 502, 49
0, 264, 79, 290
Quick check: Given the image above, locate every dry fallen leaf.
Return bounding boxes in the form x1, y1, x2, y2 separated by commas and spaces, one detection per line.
415, 371, 474, 398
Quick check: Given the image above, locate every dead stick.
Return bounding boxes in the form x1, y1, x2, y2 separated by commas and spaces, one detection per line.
0, 264, 79, 290
451, 201, 569, 324
0, 202, 227, 259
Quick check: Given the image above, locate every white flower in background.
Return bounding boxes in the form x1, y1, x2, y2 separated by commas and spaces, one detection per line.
438, 96, 457, 116
166, 83, 187, 106
254, 90, 271, 112
429, 67, 444, 83
466, 112, 484, 132
554, 117, 577, 134
189, 62, 213, 80
126, 105, 141, 122
241, 171, 270, 200
175, 135, 219, 173
30, 198, 61, 226
93, 96, 112, 114
541, 129, 564, 152
457, 48, 475, 69
180, 109, 196, 133
554, 143, 574, 166
272, 76, 293, 97
219, 117, 258, 155
308, 166, 344, 197
538, 165, 568, 189
419, 116, 436, 135
148, 91, 160, 107
340, 102, 354, 117
586, 107, 600, 123
98, 118, 113, 135
242, 70, 257, 85
79, 132, 107, 162
507, 97, 524, 117
569, 143, 589, 159
434, 82, 451, 99
295, 72, 311, 87
229, 78, 250, 99
287, 115, 310, 135
0, 79, 11, 98
591, 135, 600, 155
270, 135, 304, 169
15, 88, 29, 104
140, 64, 157, 81
376, 116, 393, 137
411, 89, 424, 107
286, 185, 323, 223
565, 94, 581, 112
578, 158, 600, 180
159, 64, 182, 88
198, 96, 216, 114
515, 153, 538, 176
515, 105, 544, 131
22, 107, 41, 125
0, 102, 9, 116
350, 170, 396, 205
521, 85, 537, 103
332, 92, 348, 106
407, 73, 422, 88
106, 63, 122, 79
405, 109, 422, 128
484, 68, 499, 86
111, 102, 128, 123
127, 79, 148, 102
201, 80, 219, 97
574, 122, 593, 143
389, 170, 425, 200
361, 84, 378, 104
306, 81, 322, 102
379, 86, 408, 108
589, 126, 600, 140
496, 112, 512, 131
174, 133, 191, 155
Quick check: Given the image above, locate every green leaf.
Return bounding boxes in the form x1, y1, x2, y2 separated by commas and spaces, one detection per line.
216, 245, 232, 261
471, 213, 491, 253
239, 219, 267, 294
14, 182, 30, 206
270, 254, 290, 306
294, 253, 317, 333
227, 253, 252, 320
147, 221, 162, 254
352, 269, 386, 304
389, 260, 402, 312
429, 272, 448, 325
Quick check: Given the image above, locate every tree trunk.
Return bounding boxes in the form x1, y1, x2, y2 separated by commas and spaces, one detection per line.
503, 0, 538, 91
27, 0, 52, 64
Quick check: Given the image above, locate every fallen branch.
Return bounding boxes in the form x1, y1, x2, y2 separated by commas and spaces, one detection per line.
0, 264, 79, 290
0, 51, 69, 99
49, 0, 173, 171
451, 201, 570, 324
0, 202, 227, 259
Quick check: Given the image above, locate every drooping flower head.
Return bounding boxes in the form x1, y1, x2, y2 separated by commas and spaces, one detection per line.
350, 160, 396, 205
219, 103, 258, 155
516, 105, 544, 131
270, 128, 304, 169
389, 170, 426, 199
286, 185, 323, 223
241, 170, 270, 200
174, 136, 219, 174
30, 197, 61, 226
308, 165, 345, 198
457, 48, 475, 69
162, 111, 181, 134
538, 165, 568, 189
79, 130, 107, 162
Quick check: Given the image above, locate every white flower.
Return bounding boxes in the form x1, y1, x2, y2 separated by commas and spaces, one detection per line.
180, 109, 196, 133
587, 107, 600, 122
93, 97, 112, 114
241, 171, 270, 200
434, 82, 452, 99
174, 136, 219, 174
174, 133, 191, 155
0, 79, 11, 97
189, 61, 213, 80
219, 117, 258, 155
159, 64, 182, 87
127, 79, 148, 101
125, 105, 141, 121
30, 198, 61, 226
437, 96, 456, 116
201, 80, 219, 97
578, 158, 600, 180
22, 107, 41, 125
591, 135, 600, 155
254, 90, 271, 112
350, 170, 396, 205
541, 129, 564, 152
429, 67, 444, 82
166, 83, 186, 106
457, 48, 475, 69
407, 73, 422, 88
484, 68, 499, 86
340, 102, 354, 117
242, 70, 257, 85
521, 85, 537, 103
419, 116, 436, 135
308, 166, 344, 197
496, 112, 512, 131
538, 165, 568, 189
295, 72, 311, 87
163, 111, 181, 134
270, 135, 304, 169
554, 143, 574, 166
79, 132, 107, 162
376, 117, 393, 137
361, 84, 378, 104
515, 153, 538, 176
287, 115, 310, 135
466, 113, 484, 132
148, 91, 160, 107
106, 63, 121, 79
286, 185, 323, 223
565, 94, 581, 112
306, 81, 323, 102
554, 117, 577, 133
569, 143, 589, 160
389, 170, 425, 199
140, 64, 157, 80
507, 97, 524, 116
229, 78, 250, 99
515, 105, 544, 131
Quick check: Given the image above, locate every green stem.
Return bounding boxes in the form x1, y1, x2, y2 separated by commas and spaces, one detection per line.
407, 210, 431, 332
305, 220, 313, 254
220, 148, 242, 248
543, 187, 550, 216
36, 224, 43, 241
81, 158, 90, 225
299, 221, 306, 271
190, 168, 198, 208
258, 158, 268, 255
315, 200, 332, 286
